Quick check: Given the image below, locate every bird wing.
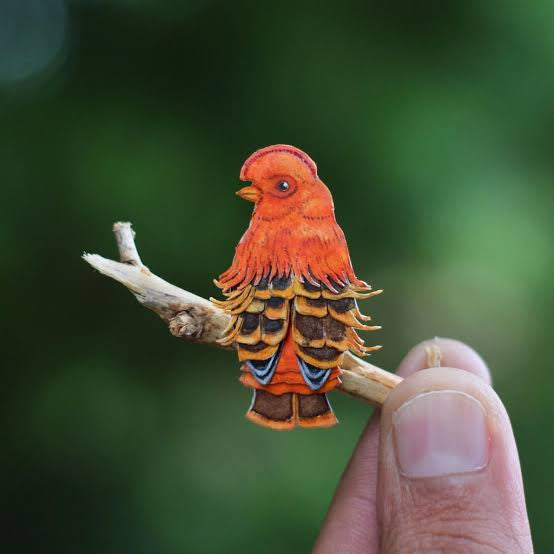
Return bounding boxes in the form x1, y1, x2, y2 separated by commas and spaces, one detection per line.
291, 279, 381, 370
211, 276, 294, 369
212, 275, 381, 386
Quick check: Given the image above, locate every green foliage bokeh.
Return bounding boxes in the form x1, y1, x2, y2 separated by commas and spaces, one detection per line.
2, 1, 553, 552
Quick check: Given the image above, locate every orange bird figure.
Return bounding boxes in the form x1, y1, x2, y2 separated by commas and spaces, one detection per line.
212, 145, 382, 430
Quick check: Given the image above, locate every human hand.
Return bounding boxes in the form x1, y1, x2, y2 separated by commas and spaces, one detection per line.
314, 338, 533, 553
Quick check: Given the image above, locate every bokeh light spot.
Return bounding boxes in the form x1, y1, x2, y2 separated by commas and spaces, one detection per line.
0, 0, 68, 83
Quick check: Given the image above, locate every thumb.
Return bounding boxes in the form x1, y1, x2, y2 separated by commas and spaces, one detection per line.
377, 366, 532, 552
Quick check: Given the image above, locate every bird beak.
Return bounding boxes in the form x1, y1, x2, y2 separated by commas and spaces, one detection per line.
236, 185, 261, 202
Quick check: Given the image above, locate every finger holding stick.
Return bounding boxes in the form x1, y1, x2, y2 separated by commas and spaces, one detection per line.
314, 338, 533, 553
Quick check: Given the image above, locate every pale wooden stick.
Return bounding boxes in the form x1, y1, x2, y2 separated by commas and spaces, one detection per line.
425, 342, 443, 368
83, 222, 405, 405
113, 221, 144, 266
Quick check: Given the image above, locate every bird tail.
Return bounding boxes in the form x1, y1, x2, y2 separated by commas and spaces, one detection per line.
246, 390, 338, 430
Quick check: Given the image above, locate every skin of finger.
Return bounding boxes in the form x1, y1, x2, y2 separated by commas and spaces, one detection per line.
377, 368, 532, 553
313, 414, 381, 554
314, 338, 491, 553
397, 337, 492, 385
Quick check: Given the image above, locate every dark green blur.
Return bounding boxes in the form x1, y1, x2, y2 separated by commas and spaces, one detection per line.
2, 1, 553, 552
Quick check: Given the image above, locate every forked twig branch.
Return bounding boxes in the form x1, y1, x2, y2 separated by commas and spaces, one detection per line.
83, 222, 404, 405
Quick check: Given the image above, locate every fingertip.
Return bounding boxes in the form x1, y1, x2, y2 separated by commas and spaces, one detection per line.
396, 337, 491, 385
377, 367, 532, 552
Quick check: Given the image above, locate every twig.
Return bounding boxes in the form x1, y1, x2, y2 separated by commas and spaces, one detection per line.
83, 222, 405, 405
425, 342, 443, 368
113, 221, 144, 266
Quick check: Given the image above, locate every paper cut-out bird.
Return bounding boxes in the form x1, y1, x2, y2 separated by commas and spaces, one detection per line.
212, 145, 381, 429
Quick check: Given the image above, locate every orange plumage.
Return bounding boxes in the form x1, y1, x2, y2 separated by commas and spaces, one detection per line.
212, 145, 381, 430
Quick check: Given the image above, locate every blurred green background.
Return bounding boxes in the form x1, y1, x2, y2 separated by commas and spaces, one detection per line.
2, 0, 553, 552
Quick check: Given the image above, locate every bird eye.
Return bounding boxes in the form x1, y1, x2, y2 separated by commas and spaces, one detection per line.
277, 181, 290, 192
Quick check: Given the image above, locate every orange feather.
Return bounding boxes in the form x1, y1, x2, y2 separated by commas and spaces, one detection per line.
218, 144, 369, 293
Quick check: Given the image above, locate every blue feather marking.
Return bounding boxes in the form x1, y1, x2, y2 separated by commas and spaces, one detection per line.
297, 357, 332, 391
245, 345, 281, 385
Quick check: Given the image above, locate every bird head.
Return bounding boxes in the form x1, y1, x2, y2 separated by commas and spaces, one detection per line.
237, 145, 334, 220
